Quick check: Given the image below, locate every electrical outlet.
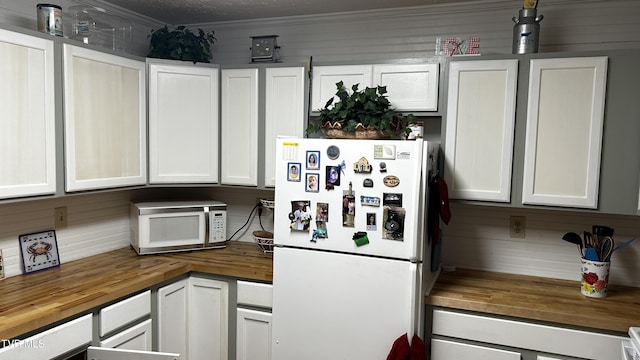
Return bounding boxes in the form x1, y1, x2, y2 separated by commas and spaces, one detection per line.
510, 216, 526, 238
54, 207, 68, 229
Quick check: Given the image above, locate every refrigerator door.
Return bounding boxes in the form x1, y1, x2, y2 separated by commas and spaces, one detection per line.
272, 247, 421, 360
274, 138, 425, 260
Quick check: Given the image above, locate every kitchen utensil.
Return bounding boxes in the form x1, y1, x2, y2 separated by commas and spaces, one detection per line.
613, 237, 636, 252
584, 231, 593, 248
598, 237, 614, 262
584, 247, 599, 261
562, 232, 583, 256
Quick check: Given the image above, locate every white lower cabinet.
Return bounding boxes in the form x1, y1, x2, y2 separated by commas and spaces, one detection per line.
0, 314, 92, 360
99, 290, 152, 351
431, 309, 627, 360
236, 280, 273, 360
157, 277, 229, 360
431, 338, 520, 360
100, 319, 153, 350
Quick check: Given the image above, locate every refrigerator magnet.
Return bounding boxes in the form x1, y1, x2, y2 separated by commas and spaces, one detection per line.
353, 157, 372, 173
315, 203, 329, 223
311, 228, 328, 243
290, 201, 312, 231
380, 162, 387, 173
382, 207, 406, 241
288, 162, 302, 182
326, 145, 340, 160
374, 144, 396, 159
326, 165, 341, 186
342, 182, 356, 227
360, 195, 380, 207
366, 213, 377, 231
306, 150, 320, 170
383, 175, 400, 187
306, 173, 319, 192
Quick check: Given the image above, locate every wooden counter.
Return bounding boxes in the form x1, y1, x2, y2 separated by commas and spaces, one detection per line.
0, 241, 272, 340
426, 268, 640, 333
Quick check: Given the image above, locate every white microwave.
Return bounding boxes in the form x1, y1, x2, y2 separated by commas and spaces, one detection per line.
130, 201, 227, 255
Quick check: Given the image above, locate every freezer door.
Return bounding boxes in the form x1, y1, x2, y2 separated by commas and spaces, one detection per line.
272, 247, 421, 360
274, 138, 426, 260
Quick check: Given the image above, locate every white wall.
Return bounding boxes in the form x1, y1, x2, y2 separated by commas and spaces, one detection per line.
441, 203, 640, 287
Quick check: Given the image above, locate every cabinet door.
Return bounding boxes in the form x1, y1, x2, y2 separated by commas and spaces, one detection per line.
148, 62, 219, 184
237, 308, 272, 360
444, 59, 518, 202
100, 319, 152, 351
264, 67, 306, 187
221, 68, 259, 185
157, 279, 188, 358
63, 44, 146, 191
0, 314, 92, 360
188, 277, 229, 360
431, 339, 521, 360
522, 57, 608, 208
373, 63, 439, 111
311, 65, 372, 112
0, 29, 56, 199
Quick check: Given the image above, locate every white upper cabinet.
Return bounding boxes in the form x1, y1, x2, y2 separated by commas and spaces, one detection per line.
264, 67, 306, 187
311, 65, 372, 112
373, 63, 439, 111
63, 44, 147, 192
0, 29, 56, 199
522, 57, 608, 208
148, 61, 219, 184
445, 59, 518, 202
220, 68, 259, 186
311, 63, 439, 113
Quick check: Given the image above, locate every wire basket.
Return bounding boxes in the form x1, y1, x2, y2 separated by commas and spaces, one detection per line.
253, 230, 274, 253
260, 199, 275, 209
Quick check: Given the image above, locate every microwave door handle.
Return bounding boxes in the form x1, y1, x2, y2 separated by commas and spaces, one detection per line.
204, 207, 210, 246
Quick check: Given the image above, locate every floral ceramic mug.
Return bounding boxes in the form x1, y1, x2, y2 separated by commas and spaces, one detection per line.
580, 258, 610, 298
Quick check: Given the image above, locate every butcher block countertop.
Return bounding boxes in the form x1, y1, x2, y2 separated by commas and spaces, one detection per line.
426, 268, 640, 334
0, 241, 272, 340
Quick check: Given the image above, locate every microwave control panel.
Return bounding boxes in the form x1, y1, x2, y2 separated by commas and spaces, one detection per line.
210, 210, 227, 242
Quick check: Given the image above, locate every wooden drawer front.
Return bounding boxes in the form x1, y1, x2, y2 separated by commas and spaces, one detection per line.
432, 309, 626, 360
237, 281, 273, 309
0, 313, 92, 359
100, 290, 151, 336
431, 338, 520, 360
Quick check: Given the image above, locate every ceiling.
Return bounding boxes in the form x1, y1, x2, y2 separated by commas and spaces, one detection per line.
98, 0, 473, 25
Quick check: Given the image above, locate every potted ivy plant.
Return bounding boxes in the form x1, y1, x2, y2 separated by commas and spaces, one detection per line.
306, 81, 414, 139
147, 25, 216, 63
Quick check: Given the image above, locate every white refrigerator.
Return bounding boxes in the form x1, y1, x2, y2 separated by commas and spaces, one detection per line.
271, 137, 439, 359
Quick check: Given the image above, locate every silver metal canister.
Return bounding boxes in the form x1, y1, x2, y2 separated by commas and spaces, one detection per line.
512, 8, 543, 54
37, 3, 63, 37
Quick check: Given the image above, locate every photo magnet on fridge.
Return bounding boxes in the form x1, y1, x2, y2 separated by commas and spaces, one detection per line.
287, 162, 302, 182
382, 207, 406, 241
306, 173, 320, 192
289, 201, 312, 231
306, 150, 320, 170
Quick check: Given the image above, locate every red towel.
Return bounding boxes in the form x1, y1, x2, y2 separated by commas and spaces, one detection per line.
410, 334, 428, 360
386, 333, 410, 360
387, 333, 429, 360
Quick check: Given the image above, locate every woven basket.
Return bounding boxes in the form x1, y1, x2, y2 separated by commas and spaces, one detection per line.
320, 120, 402, 139
252, 230, 274, 253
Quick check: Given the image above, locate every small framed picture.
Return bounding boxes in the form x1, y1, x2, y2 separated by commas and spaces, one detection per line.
287, 162, 301, 182
306, 173, 320, 192
19, 230, 60, 274
306, 150, 320, 170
